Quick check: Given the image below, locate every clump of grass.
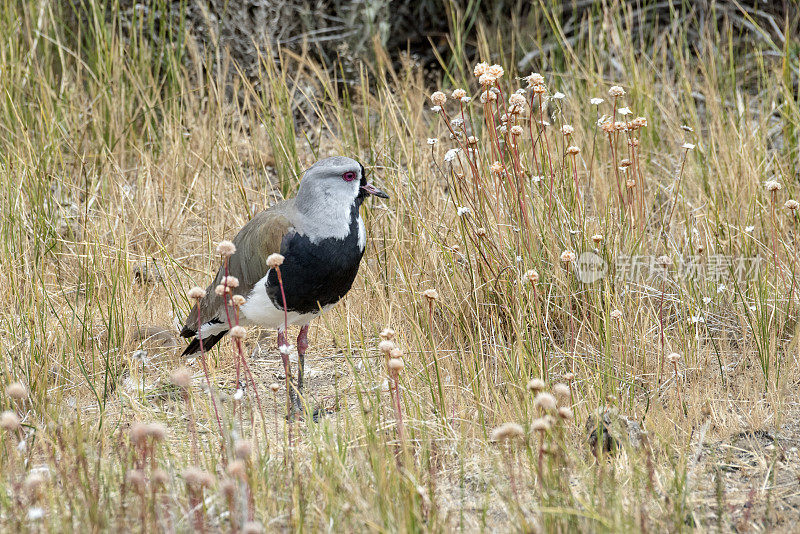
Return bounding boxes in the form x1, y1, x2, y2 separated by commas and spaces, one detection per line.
2, 0, 800, 531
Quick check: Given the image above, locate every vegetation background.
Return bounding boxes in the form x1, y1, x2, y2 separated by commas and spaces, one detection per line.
1, 0, 800, 531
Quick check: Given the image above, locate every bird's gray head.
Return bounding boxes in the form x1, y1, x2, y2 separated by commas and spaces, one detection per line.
296, 156, 388, 211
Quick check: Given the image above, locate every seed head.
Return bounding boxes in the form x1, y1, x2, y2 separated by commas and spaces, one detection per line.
214, 284, 230, 296
473, 62, 489, 77
619, 158, 632, 168
560, 250, 576, 264
566, 145, 581, 155
170, 367, 192, 389
451, 88, 467, 100
527, 378, 545, 392
524, 269, 539, 284
490, 422, 524, 442
487, 64, 504, 79
765, 180, 782, 192
379, 327, 395, 340
267, 253, 285, 268
508, 93, 526, 107
378, 340, 395, 355
478, 73, 495, 86
7, 382, 27, 400
234, 439, 253, 460
564, 372, 575, 381
626, 178, 636, 189
552, 383, 570, 399
467, 136, 478, 145
217, 240, 236, 257
423, 288, 439, 301
188, 287, 206, 300
389, 347, 403, 359
184, 467, 214, 488
535, 392, 557, 411
531, 417, 551, 432
430, 91, 447, 106
667, 352, 681, 364
145, 422, 166, 441
229, 326, 247, 340
129, 422, 149, 444
526, 72, 545, 87
269, 383, 280, 393
560, 124, 574, 136
126, 469, 146, 490
227, 459, 247, 480
785, 199, 799, 211
221, 276, 239, 289
632, 116, 648, 128
557, 407, 574, 420
608, 85, 625, 97
510, 125, 523, 136
531, 84, 546, 95
610, 309, 623, 320
151, 469, 169, 486
476, 227, 487, 237
600, 120, 615, 134
388, 358, 405, 373
231, 294, 247, 307
490, 161, 504, 175
0, 411, 20, 431
592, 234, 604, 244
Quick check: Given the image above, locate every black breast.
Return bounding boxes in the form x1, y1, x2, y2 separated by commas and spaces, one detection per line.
266, 207, 365, 314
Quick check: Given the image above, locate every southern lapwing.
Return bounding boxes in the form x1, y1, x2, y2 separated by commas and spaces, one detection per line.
180, 156, 387, 411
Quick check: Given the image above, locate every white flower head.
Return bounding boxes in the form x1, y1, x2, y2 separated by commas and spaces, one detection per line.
430, 106, 442, 113
617, 107, 632, 115
456, 206, 471, 217
682, 142, 696, 150
590, 97, 604, 105
443, 148, 461, 163
609, 85, 625, 97
552, 91, 565, 99
427, 138, 438, 145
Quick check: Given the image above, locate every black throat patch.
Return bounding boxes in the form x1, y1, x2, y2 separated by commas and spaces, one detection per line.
265, 203, 364, 314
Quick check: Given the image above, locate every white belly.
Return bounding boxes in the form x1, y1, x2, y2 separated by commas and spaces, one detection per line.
239, 272, 329, 330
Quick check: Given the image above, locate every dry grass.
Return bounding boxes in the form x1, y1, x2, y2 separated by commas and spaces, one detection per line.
2, 1, 800, 532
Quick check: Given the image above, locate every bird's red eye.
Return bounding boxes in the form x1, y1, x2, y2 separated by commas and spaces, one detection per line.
343, 171, 357, 182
